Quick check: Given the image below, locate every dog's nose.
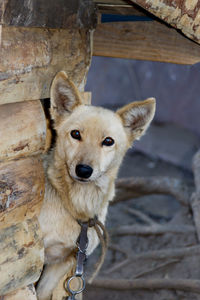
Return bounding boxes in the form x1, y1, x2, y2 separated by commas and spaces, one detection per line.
75, 164, 93, 179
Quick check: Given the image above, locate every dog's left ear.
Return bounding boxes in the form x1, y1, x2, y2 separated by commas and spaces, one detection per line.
117, 98, 156, 143
50, 71, 83, 123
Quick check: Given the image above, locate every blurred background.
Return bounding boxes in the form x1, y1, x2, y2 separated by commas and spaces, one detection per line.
85, 57, 200, 300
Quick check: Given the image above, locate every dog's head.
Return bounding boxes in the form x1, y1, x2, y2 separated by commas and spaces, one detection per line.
50, 71, 155, 184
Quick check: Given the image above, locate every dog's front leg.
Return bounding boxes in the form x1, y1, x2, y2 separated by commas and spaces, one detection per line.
37, 254, 76, 300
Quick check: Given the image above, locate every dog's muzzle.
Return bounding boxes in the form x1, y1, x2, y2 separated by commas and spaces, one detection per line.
75, 164, 93, 179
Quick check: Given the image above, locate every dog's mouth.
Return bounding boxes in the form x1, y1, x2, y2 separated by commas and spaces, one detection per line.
74, 177, 90, 183
69, 173, 91, 184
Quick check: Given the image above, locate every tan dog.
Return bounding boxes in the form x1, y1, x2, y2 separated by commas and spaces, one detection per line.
37, 71, 156, 300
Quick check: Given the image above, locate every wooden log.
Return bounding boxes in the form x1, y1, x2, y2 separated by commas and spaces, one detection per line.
0, 26, 92, 104
1, 285, 37, 300
0, 0, 96, 30
0, 217, 44, 296
0, 101, 46, 161
93, 20, 200, 65
131, 0, 200, 44
0, 156, 45, 229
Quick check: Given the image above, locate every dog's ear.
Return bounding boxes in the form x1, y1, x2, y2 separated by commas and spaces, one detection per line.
50, 71, 82, 122
117, 98, 156, 143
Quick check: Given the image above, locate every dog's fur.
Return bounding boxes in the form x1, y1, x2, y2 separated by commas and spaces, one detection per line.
37, 71, 156, 300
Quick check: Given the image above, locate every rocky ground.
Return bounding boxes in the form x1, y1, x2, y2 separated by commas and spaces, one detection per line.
84, 122, 200, 300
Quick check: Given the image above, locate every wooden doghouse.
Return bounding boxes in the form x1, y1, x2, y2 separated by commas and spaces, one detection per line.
0, 0, 200, 299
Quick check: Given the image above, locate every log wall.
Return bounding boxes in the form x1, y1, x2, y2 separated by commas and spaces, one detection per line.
0, 105, 46, 297
0, 1, 95, 298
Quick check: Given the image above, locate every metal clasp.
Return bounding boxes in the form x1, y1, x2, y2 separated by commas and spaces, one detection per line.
64, 275, 85, 300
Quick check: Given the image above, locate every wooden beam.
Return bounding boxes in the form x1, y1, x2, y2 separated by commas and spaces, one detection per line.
0, 26, 92, 104
93, 20, 200, 65
0, 156, 45, 229
0, 101, 46, 161
0, 217, 44, 296
97, 4, 148, 16
0, 0, 96, 29
131, 0, 200, 44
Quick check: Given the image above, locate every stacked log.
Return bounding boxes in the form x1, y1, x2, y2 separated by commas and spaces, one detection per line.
0, 100, 46, 297
0, 1, 95, 298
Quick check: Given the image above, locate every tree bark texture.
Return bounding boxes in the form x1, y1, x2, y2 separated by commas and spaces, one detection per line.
0, 101, 46, 161
0, 26, 92, 104
131, 0, 200, 44
0, 217, 44, 296
0, 156, 45, 229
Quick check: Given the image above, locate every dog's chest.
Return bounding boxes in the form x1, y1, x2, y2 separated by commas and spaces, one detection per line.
40, 208, 100, 263
68, 182, 107, 218
39, 185, 108, 263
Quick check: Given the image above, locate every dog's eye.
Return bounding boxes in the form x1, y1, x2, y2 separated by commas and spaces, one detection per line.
102, 137, 114, 146
71, 130, 81, 140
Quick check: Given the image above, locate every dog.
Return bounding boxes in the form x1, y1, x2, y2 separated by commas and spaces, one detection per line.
37, 71, 156, 300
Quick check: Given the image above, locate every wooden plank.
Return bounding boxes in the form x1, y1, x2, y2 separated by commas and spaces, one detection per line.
0, 100, 46, 161
1, 285, 37, 300
0, 0, 96, 29
97, 4, 148, 16
0, 156, 45, 229
0, 26, 92, 104
131, 0, 200, 44
0, 217, 44, 296
93, 20, 200, 65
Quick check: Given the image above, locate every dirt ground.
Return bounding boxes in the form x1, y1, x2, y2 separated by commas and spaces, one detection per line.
84, 147, 200, 300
